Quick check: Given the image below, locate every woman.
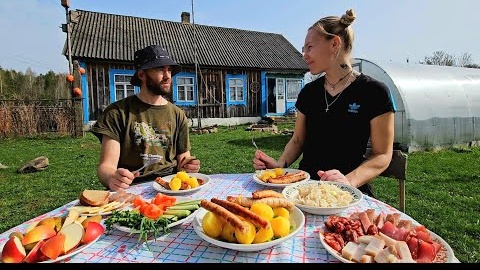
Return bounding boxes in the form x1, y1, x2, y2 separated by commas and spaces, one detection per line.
253, 9, 395, 197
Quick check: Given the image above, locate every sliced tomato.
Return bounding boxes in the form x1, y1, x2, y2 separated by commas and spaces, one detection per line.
139, 203, 151, 216
153, 193, 177, 206
133, 196, 147, 208
143, 203, 163, 220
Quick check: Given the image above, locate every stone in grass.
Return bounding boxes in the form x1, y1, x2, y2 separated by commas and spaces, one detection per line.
0, 163, 8, 169
17, 156, 49, 173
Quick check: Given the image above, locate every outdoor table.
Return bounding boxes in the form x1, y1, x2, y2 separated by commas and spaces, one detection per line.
0, 173, 460, 263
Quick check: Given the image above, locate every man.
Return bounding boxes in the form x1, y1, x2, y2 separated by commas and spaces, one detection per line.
91, 45, 200, 191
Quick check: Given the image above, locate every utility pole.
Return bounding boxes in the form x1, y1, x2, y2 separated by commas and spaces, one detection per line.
192, 0, 201, 129
62, 0, 73, 78
61, 0, 84, 138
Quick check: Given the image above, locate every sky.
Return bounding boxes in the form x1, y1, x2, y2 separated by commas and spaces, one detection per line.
0, 0, 479, 75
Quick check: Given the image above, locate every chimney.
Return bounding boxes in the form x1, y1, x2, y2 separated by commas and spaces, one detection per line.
181, 12, 190, 24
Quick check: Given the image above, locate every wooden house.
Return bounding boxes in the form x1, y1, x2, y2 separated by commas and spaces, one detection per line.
63, 10, 308, 125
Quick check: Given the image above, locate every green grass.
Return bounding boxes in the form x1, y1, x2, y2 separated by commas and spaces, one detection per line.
0, 124, 479, 263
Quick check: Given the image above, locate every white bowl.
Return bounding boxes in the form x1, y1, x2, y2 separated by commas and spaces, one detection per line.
193, 206, 305, 252
282, 180, 363, 215
252, 168, 310, 188
152, 173, 211, 194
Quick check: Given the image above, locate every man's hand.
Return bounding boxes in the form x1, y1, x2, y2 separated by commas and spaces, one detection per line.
181, 158, 200, 173
108, 168, 138, 191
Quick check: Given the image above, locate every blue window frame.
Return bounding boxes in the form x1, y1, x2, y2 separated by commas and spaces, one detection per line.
226, 74, 247, 107
173, 72, 196, 106
109, 69, 138, 102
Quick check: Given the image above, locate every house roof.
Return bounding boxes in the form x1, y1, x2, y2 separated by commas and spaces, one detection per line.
65, 10, 308, 71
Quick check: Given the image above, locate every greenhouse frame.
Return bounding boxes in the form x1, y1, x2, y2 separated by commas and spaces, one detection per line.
353, 58, 480, 152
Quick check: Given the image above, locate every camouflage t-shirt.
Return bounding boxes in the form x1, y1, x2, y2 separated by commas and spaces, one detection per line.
91, 95, 190, 181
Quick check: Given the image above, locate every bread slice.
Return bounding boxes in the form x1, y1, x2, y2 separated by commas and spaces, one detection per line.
80, 190, 110, 207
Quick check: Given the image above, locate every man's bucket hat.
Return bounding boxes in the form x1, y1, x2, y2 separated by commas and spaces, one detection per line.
130, 45, 181, 86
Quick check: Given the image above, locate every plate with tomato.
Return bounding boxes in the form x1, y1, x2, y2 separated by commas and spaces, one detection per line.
107, 194, 201, 235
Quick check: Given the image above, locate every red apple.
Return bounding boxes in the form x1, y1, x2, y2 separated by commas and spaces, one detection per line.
22, 225, 56, 246
1, 237, 26, 263
59, 222, 84, 254
40, 234, 66, 260
23, 240, 47, 263
83, 221, 104, 244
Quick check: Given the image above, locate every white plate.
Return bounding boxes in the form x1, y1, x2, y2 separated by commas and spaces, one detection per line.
252, 168, 310, 188
318, 225, 455, 263
152, 173, 211, 194
193, 206, 305, 252
40, 234, 102, 263
0, 233, 102, 263
282, 180, 363, 215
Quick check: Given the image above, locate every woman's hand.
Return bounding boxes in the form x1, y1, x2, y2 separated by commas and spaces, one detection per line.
253, 150, 280, 170
317, 169, 353, 187
182, 158, 201, 173
108, 168, 138, 191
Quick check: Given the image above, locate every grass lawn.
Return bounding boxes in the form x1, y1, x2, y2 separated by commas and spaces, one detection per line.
0, 123, 479, 263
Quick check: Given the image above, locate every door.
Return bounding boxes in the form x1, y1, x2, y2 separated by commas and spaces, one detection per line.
275, 78, 286, 113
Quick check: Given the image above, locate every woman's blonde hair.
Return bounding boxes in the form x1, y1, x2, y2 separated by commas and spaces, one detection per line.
309, 9, 356, 52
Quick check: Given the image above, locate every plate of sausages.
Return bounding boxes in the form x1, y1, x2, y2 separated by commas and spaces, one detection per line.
193, 196, 305, 252
253, 168, 310, 188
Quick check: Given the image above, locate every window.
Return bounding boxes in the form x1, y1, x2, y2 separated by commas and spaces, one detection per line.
173, 73, 196, 106
286, 79, 302, 100
229, 78, 244, 101
226, 74, 247, 106
176, 76, 195, 102
114, 74, 135, 101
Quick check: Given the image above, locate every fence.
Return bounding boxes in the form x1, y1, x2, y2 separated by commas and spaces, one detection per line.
0, 99, 79, 138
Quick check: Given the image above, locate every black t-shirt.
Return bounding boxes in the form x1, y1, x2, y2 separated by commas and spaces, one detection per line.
295, 73, 395, 196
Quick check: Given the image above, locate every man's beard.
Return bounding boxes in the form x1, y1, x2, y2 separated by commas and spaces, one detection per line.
145, 74, 171, 96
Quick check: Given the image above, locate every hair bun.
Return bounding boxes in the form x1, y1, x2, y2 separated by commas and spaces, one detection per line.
340, 9, 356, 26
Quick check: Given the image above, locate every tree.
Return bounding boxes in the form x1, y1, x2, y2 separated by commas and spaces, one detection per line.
420, 51, 479, 68
457, 53, 474, 68
420, 51, 456, 66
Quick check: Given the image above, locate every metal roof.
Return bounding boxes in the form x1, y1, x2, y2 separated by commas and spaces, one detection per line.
354, 58, 480, 151
65, 10, 308, 71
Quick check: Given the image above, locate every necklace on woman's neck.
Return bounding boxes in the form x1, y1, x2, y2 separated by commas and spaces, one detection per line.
325, 70, 352, 91
324, 70, 353, 112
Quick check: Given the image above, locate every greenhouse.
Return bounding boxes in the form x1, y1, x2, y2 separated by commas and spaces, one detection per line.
353, 58, 480, 152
